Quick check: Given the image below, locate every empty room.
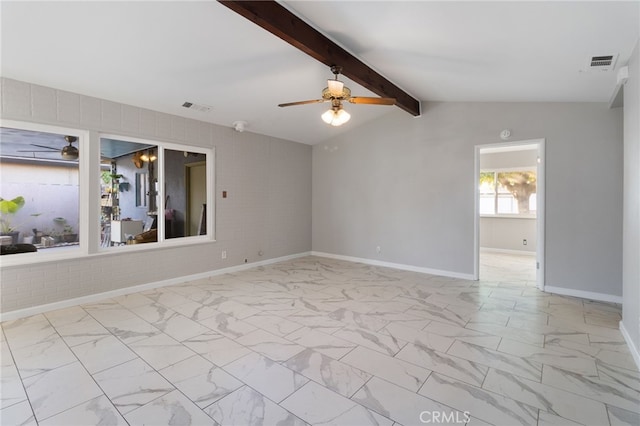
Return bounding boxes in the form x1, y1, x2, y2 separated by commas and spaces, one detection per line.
0, 1, 639, 425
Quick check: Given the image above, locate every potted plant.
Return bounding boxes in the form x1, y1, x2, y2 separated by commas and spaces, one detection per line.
22, 232, 34, 244
49, 230, 62, 244
32, 228, 44, 244
0, 196, 25, 244
30, 213, 44, 243
53, 217, 78, 243
62, 223, 77, 243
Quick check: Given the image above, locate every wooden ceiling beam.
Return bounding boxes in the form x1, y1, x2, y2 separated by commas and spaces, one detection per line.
218, 0, 421, 116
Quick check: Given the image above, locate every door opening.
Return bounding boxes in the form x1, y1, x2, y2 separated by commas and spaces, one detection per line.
474, 139, 545, 290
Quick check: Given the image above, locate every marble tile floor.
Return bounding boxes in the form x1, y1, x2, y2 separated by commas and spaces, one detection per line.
1, 254, 638, 426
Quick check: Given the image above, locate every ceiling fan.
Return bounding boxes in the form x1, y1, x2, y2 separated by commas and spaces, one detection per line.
278, 65, 396, 126
17, 135, 79, 160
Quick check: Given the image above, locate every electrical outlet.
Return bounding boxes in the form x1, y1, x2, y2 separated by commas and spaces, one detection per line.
221, 250, 227, 259
523, 239, 527, 246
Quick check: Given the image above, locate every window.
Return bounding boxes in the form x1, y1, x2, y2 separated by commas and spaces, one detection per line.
100, 136, 212, 248
100, 138, 159, 246
479, 170, 537, 216
164, 149, 208, 240
1, 123, 214, 261
0, 127, 81, 254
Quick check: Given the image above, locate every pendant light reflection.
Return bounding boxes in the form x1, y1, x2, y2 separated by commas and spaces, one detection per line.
321, 107, 351, 126
140, 150, 157, 162
61, 144, 79, 160
61, 136, 79, 160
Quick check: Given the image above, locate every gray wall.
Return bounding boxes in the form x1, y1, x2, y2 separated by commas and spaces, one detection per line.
622, 40, 640, 359
313, 102, 623, 296
0, 78, 312, 313
479, 149, 538, 253
480, 217, 536, 253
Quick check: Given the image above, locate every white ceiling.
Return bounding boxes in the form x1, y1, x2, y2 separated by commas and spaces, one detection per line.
1, 1, 638, 145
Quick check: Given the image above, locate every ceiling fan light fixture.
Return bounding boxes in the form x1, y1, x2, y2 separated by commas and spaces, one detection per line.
327, 79, 344, 97
279, 65, 390, 123
321, 109, 334, 124
335, 108, 350, 126
321, 107, 350, 126
61, 144, 79, 160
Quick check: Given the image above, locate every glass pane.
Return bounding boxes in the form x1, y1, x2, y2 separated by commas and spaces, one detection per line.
479, 171, 495, 194
497, 194, 518, 214
496, 171, 537, 215
100, 138, 158, 246
164, 149, 208, 239
479, 196, 496, 214
529, 193, 537, 212
0, 127, 80, 253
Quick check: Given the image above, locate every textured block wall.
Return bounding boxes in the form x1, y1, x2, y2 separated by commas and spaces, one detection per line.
0, 78, 312, 313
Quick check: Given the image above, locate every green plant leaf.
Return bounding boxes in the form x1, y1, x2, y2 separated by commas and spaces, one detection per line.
0, 196, 25, 214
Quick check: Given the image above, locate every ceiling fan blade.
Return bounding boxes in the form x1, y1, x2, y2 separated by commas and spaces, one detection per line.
30, 144, 60, 150
348, 97, 396, 105
17, 150, 60, 153
278, 99, 326, 107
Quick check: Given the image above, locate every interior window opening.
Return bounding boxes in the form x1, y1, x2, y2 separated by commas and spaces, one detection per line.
164, 149, 208, 240
100, 138, 158, 247
0, 127, 81, 256
100, 136, 212, 249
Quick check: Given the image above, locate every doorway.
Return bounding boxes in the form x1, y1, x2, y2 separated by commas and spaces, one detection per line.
474, 139, 545, 290
185, 162, 206, 237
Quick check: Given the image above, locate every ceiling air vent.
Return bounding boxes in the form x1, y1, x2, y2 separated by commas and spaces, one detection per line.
586, 54, 618, 71
182, 101, 212, 113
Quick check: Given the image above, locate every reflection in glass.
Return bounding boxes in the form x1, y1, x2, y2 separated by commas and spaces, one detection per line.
135, 173, 148, 207
100, 138, 158, 246
164, 150, 207, 239
0, 127, 80, 253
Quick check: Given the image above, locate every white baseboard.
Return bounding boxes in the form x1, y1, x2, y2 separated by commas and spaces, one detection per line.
480, 247, 536, 256
310, 251, 475, 280
544, 285, 623, 304
0, 252, 311, 322
620, 320, 640, 371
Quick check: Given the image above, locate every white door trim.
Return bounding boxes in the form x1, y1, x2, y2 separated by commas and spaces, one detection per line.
473, 138, 545, 291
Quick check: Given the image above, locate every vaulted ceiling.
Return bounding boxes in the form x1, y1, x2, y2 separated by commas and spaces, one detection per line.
1, 1, 638, 144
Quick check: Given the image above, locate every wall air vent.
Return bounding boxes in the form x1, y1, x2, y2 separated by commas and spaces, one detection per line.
182, 101, 212, 113
586, 54, 618, 71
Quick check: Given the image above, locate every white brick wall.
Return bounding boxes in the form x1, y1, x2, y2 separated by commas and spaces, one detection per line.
0, 77, 312, 313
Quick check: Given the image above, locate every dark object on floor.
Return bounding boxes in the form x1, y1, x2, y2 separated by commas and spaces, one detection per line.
0, 243, 38, 255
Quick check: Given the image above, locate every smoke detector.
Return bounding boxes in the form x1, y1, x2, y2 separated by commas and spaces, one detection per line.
585, 54, 618, 72
232, 121, 248, 132
182, 101, 213, 113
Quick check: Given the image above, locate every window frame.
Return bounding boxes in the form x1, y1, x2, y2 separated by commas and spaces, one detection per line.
0, 120, 215, 267
98, 134, 215, 253
479, 167, 537, 219
0, 120, 88, 266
